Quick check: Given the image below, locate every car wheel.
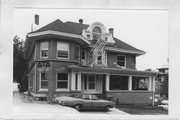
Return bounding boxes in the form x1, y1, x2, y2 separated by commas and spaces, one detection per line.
104, 106, 110, 112
74, 104, 82, 111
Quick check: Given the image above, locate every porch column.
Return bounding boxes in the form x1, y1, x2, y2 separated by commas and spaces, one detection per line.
128, 75, 132, 91
71, 71, 75, 90
106, 73, 110, 91
148, 77, 152, 91
152, 77, 155, 91
78, 72, 81, 90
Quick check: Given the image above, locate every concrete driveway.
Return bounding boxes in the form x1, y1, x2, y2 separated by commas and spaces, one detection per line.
13, 91, 128, 119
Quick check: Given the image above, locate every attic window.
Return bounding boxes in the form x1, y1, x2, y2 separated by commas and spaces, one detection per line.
93, 26, 102, 33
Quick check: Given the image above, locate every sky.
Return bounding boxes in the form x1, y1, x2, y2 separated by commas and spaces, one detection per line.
13, 8, 169, 70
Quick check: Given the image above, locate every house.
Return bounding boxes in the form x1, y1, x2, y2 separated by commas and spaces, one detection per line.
155, 65, 168, 100
24, 19, 157, 105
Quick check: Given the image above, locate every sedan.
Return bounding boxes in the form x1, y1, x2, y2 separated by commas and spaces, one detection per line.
54, 94, 115, 112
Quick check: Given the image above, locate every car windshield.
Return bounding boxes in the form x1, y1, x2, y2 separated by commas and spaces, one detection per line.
90, 95, 99, 100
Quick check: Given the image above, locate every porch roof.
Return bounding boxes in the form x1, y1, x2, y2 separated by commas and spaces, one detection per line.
67, 65, 157, 76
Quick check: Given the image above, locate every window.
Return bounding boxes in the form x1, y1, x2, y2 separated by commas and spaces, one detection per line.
74, 45, 80, 60
57, 73, 68, 89
81, 50, 86, 60
40, 42, 48, 58
88, 75, 95, 89
57, 42, 69, 59
132, 76, 149, 90
97, 53, 102, 64
40, 72, 48, 89
75, 73, 78, 90
93, 26, 102, 33
117, 55, 125, 67
110, 75, 128, 90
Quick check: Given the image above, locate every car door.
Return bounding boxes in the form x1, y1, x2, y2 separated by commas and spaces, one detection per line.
81, 95, 93, 109
90, 95, 103, 109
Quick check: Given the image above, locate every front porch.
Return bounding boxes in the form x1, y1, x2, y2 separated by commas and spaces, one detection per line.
69, 65, 157, 105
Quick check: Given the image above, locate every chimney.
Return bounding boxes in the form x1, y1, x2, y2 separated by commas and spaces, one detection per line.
35, 14, 39, 25
109, 28, 114, 37
79, 19, 83, 24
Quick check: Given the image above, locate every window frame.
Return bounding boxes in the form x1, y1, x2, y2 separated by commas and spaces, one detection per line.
56, 72, 69, 91
109, 75, 129, 90
132, 76, 149, 91
39, 72, 48, 91
40, 41, 48, 59
57, 41, 69, 59
117, 55, 126, 67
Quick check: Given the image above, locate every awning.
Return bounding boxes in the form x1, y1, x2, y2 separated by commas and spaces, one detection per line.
67, 65, 157, 76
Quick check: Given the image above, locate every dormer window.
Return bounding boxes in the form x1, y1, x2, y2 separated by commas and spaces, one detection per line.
93, 26, 102, 40
93, 26, 102, 33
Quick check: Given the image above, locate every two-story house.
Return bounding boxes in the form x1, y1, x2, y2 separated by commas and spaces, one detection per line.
155, 65, 168, 100
24, 19, 157, 105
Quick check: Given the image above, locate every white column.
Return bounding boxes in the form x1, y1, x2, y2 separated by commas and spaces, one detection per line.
152, 77, 156, 91
128, 75, 132, 91
78, 72, 81, 90
71, 71, 75, 90
106, 74, 109, 91
148, 77, 152, 91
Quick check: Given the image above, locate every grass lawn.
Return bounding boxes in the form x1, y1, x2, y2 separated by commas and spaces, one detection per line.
116, 105, 168, 115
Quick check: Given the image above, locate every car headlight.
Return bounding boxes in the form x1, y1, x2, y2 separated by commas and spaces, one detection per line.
58, 100, 64, 105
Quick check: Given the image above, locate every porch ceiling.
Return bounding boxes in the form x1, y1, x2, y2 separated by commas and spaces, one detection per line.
67, 65, 157, 76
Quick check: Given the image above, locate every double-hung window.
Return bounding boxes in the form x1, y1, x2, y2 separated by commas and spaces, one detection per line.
57, 42, 69, 59
57, 73, 69, 90
40, 42, 48, 58
117, 55, 126, 67
40, 72, 48, 89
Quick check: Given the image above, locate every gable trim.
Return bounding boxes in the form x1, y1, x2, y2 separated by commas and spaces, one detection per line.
27, 30, 90, 44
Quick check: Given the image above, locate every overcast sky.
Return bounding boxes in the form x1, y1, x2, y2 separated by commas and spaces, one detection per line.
13, 8, 169, 70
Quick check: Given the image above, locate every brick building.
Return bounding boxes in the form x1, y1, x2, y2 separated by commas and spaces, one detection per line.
24, 19, 157, 105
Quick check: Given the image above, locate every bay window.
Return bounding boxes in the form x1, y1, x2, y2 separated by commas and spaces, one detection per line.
57, 42, 69, 59
57, 73, 69, 89
40, 42, 48, 58
40, 72, 48, 89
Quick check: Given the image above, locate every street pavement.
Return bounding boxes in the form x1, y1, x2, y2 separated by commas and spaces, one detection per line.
12, 84, 128, 119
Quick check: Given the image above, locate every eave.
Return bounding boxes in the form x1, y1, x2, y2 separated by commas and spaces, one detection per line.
67, 65, 157, 76
105, 47, 145, 56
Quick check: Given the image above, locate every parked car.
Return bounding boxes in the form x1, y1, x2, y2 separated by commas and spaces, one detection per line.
54, 94, 115, 112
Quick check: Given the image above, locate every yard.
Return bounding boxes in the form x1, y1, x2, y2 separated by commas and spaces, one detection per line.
116, 105, 168, 115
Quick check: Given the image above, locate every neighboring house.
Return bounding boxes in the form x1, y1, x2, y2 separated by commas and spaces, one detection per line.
155, 65, 168, 100
24, 19, 157, 105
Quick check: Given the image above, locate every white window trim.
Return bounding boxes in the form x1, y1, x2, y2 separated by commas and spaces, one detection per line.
87, 75, 96, 92
56, 41, 70, 60
39, 72, 48, 91
56, 72, 70, 91
117, 55, 126, 68
40, 42, 48, 59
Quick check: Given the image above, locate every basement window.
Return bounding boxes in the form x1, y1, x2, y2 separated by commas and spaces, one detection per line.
132, 76, 149, 90
110, 75, 128, 90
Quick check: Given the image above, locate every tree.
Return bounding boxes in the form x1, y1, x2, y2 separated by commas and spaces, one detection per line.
13, 35, 28, 92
